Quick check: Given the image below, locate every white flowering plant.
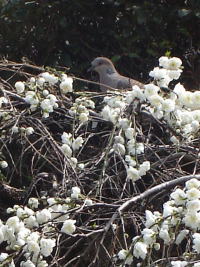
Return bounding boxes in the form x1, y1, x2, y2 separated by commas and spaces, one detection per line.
115, 178, 200, 266
0, 56, 200, 266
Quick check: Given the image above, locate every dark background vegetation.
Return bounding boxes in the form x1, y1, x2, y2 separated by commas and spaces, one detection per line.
0, 0, 200, 88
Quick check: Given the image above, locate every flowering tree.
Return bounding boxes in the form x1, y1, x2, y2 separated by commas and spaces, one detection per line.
0, 56, 200, 266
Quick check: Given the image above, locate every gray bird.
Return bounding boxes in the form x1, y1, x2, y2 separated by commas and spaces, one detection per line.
88, 57, 143, 91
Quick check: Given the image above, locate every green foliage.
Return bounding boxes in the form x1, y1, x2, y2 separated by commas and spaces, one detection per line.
0, 0, 199, 83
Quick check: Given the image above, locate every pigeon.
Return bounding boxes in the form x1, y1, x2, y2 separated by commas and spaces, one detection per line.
88, 57, 143, 91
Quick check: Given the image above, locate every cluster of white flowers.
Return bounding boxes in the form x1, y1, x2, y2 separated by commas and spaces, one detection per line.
11, 125, 34, 136
101, 95, 126, 124
14, 71, 74, 118
61, 132, 84, 168
145, 57, 200, 140
102, 56, 200, 143
39, 72, 59, 86
111, 129, 150, 182
0, 188, 94, 266
98, 56, 200, 187
101, 96, 150, 182
149, 56, 182, 88
69, 96, 95, 123
116, 178, 200, 266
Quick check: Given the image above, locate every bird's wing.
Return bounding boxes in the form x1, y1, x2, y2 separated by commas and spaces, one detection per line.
117, 76, 143, 89
116, 76, 132, 89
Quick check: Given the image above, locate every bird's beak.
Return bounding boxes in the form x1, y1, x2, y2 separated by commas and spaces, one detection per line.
87, 65, 94, 72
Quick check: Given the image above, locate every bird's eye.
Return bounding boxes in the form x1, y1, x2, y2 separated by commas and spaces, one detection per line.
98, 61, 103, 65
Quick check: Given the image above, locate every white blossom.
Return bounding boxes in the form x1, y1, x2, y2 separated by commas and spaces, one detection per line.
142, 228, 156, 246
40, 72, 58, 85
192, 91, 200, 108
114, 135, 125, 144
40, 99, 54, 113
6, 216, 20, 233
139, 161, 150, 176
78, 163, 85, 169
133, 241, 147, 259
175, 229, 189, 245
159, 227, 171, 244
15, 81, 25, 94
85, 199, 93, 206
186, 188, 200, 200
71, 186, 80, 199
173, 83, 185, 96
162, 99, 175, 113
37, 260, 48, 267
24, 91, 39, 106
30, 77, 36, 84
11, 126, 19, 134
159, 56, 169, 69
0, 97, 8, 107
61, 132, 72, 145
27, 239, 40, 254
40, 238, 56, 257
187, 200, 200, 212
60, 77, 73, 93
26, 127, 34, 136
72, 136, 84, 151
0, 160, 8, 168
171, 261, 188, 267
113, 143, 126, 155
118, 249, 127, 260
0, 253, 9, 262
125, 155, 136, 167
144, 84, 160, 99
36, 209, 51, 224
145, 210, 160, 229
125, 127, 135, 139
20, 260, 35, 267
192, 110, 200, 122
167, 57, 182, 70
28, 198, 39, 209
170, 188, 187, 205
183, 211, 200, 230
167, 69, 182, 80
37, 77, 45, 86
193, 233, 200, 253
0, 228, 4, 244
47, 94, 58, 107
149, 67, 167, 80
185, 178, 200, 190
61, 219, 76, 234
42, 90, 49, 97
180, 91, 193, 107
170, 136, 179, 145
191, 120, 199, 132
127, 166, 140, 182
24, 215, 38, 229
101, 105, 119, 124
163, 201, 175, 217
79, 112, 89, 122
61, 144, 72, 158
70, 157, 78, 168
149, 94, 163, 108
153, 243, 160, 250
119, 118, 130, 130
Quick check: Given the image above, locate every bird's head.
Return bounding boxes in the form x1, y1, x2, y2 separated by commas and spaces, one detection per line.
88, 57, 116, 74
